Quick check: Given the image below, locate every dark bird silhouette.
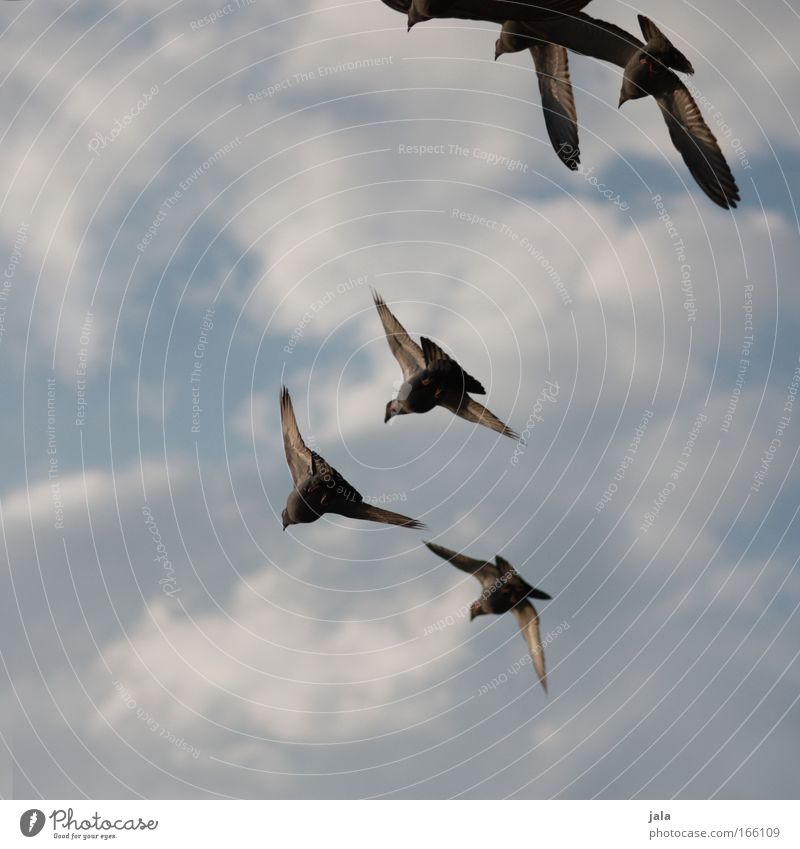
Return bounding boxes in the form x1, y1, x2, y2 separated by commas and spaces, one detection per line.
404, 0, 592, 29
496, 13, 740, 208
372, 290, 519, 439
280, 386, 425, 530
425, 541, 551, 692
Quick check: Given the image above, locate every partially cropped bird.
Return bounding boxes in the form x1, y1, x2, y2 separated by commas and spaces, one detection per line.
372, 290, 519, 439
425, 541, 551, 692
401, 0, 593, 29
279, 386, 426, 530
496, 13, 740, 208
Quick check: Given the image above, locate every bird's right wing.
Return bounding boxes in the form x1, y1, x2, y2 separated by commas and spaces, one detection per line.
511, 600, 548, 693
420, 336, 486, 395
657, 83, 740, 209
440, 396, 519, 440
530, 43, 580, 169
280, 386, 313, 486
372, 290, 425, 380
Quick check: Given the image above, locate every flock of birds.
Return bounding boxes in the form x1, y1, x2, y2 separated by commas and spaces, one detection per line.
383, 0, 741, 208
280, 2, 742, 695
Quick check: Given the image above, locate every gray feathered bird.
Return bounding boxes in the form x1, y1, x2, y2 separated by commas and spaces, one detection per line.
280, 386, 426, 530
496, 13, 740, 208
425, 541, 551, 692
372, 291, 519, 439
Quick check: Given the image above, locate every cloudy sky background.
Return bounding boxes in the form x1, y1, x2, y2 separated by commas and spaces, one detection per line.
1, 0, 799, 799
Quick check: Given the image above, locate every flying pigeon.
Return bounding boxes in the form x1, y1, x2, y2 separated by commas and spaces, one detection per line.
393, 0, 593, 29
372, 290, 519, 439
279, 386, 426, 530
496, 13, 741, 208
425, 540, 551, 692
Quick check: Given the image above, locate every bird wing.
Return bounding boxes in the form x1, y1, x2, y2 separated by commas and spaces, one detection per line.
279, 386, 313, 486
446, 0, 591, 24
372, 290, 425, 380
420, 336, 486, 395
332, 500, 426, 528
656, 83, 740, 209
310, 452, 364, 505
424, 541, 501, 585
511, 600, 548, 693
439, 396, 519, 439
530, 13, 642, 69
381, 0, 411, 12
530, 43, 579, 169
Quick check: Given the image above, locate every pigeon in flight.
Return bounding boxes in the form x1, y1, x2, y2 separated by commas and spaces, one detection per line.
425, 541, 552, 692
372, 291, 519, 439
279, 386, 426, 530
385, 1, 593, 29
496, 13, 740, 208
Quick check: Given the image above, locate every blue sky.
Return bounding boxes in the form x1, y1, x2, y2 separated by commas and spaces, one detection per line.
1, 0, 799, 799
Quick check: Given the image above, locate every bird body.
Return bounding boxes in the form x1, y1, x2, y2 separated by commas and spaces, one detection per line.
425, 541, 551, 692
373, 291, 519, 439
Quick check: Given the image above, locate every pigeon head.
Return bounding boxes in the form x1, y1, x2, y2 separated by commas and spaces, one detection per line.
384, 399, 404, 423
281, 508, 294, 531
469, 601, 486, 621
619, 54, 658, 107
